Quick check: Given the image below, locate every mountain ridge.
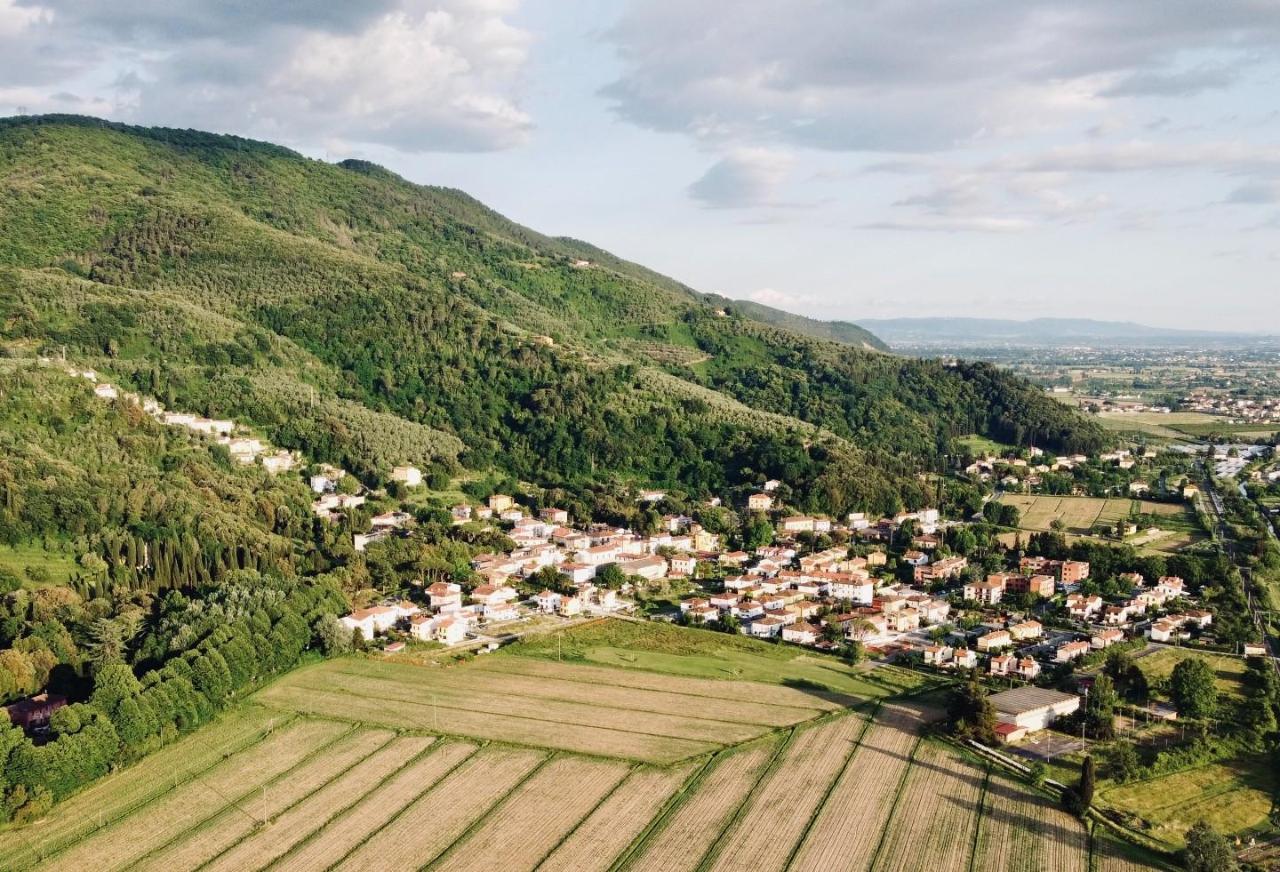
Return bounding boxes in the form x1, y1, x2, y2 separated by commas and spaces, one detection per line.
0, 114, 1105, 517
861, 316, 1267, 345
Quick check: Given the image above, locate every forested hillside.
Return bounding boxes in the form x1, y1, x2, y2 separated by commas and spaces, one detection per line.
0, 115, 1104, 519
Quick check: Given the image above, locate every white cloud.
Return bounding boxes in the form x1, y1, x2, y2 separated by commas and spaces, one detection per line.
687, 148, 794, 208
0, 0, 533, 152
747, 287, 819, 308
603, 1, 1280, 153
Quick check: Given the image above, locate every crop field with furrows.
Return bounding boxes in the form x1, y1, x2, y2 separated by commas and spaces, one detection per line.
180, 733, 436, 872
477, 652, 845, 710
972, 774, 1088, 872
0, 706, 289, 869
332, 746, 547, 872
254, 657, 831, 763
787, 703, 928, 871
621, 737, 782, 872
431, 756, 631, 872
281, 669, 767, 744
870, 741, 985, 872
536, 763, 699, 872
131, 727, 406, 872
335, 658, 818, 727
706, 714, 866, 872
255, 682, 716, 764
39, 718, 350, 872
271, 740, 479, 872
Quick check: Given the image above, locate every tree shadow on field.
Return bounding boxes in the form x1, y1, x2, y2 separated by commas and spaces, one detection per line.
780, 677, 863, 708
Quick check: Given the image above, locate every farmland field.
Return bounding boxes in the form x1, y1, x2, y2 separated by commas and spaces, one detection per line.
1, 621, 1177, 872
1099, 758, 1278, 849
997, 494, 1203, 551
255, 654, 836, 764
497, 617, 931, 701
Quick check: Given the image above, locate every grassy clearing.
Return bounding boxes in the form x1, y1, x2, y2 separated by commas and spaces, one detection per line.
956, 434, 1014, 455
1091, 824, 1175, 871
0, 540, 83, 589
431, 756, 630, 872
498, 618, 930, 701
1100, 758, 1278, 848
0, 705, 290, 868
1133, 647, 1249, 699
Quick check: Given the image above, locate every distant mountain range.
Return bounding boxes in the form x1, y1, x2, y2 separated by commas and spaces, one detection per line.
857, 317, 1268, 346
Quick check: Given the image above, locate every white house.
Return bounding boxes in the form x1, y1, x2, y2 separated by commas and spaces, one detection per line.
391, 465, 423, 487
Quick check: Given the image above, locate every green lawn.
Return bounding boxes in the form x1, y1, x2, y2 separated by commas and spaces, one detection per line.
1134, 648, 1249, 699
955, 433, 1014, 455
0, 541, 82, 589
1100, 757, 1278, 848
498, 618, 932, 702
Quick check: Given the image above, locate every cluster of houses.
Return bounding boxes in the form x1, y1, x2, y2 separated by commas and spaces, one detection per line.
75, 365, 301, 473
966, 446, 1169, 495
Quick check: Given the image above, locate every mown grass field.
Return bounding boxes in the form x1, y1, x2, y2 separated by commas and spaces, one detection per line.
496, 617, 931, 702
2, 621, 1177, 871
1133, 647, 1249, 699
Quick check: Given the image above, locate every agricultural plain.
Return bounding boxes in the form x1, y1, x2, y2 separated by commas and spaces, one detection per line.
0, 624, 1175, 872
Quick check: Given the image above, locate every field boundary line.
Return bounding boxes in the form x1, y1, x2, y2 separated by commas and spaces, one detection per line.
0, 706, 299, 868
323, 662, 823, 727
317, 742, 501, 870
264, 739, 481, 872
966, 765, 991, 872
693, 725, 799, 872
607, 753, 719, 872
782, 706, 877, 872
527, 763, 641, 871
137, 724, 389, 871
415, 751, 556, 871
866, 731, 924, 871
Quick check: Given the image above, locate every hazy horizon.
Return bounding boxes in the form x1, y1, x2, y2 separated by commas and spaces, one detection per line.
5, 1, 1280, 331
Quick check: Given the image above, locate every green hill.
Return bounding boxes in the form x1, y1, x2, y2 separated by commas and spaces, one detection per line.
0, 115, 1104, 517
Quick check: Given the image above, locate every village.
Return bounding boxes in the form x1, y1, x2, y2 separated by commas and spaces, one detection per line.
67, 359, 1255, 757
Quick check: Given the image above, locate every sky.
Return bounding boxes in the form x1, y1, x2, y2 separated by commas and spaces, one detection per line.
3, 0, 1280, 332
